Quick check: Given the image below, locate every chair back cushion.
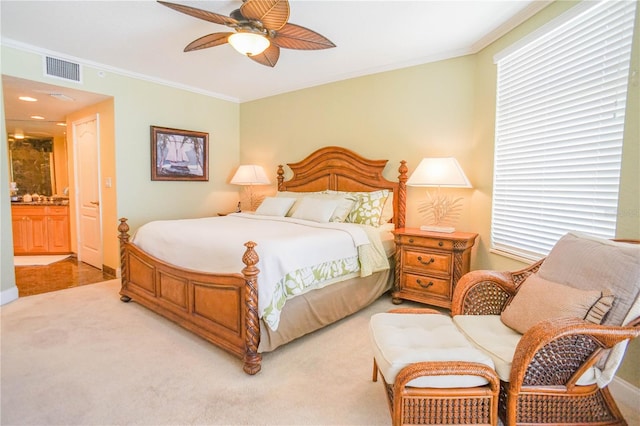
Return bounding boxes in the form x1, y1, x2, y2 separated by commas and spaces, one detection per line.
500, 273, 614, 334
537, 231, 640, 327
537, 232, 640, 386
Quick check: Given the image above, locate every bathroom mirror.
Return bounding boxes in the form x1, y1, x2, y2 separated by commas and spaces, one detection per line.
8, 138, 56, 197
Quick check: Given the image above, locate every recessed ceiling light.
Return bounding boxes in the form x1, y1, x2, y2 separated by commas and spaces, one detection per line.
18, 96, 37, 102
56, 122, 66, 126
49, 93, 75, 102
31, 115, 45, 120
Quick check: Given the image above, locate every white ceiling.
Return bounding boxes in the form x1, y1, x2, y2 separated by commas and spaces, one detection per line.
1, 0, 549, 139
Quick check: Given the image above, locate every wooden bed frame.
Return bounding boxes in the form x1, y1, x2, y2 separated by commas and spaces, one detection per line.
118, 146, 407, 374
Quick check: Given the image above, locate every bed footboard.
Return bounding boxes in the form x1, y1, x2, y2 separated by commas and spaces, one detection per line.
118, 218, 262, 375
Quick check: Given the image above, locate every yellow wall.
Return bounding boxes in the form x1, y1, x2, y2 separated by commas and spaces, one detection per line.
0, 82, 18, 303
240, 1, 639, 386
240, 54, 478, 225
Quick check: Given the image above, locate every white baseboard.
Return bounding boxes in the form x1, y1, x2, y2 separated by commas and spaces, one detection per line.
0, 285, 19, 306
610, 376, 640, 409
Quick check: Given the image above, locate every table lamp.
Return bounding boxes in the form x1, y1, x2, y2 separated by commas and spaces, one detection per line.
407, 157, 472, 233
230, 164, 271, 211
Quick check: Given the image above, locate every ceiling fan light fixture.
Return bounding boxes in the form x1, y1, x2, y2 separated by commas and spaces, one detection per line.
228, 32, 270, 56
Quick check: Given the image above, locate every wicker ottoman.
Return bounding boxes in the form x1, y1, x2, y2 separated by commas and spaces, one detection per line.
369, 309, 500, 426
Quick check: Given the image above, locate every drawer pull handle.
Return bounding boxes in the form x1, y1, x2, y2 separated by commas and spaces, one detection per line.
438, 241, 444, 247
417, 256, 435, 265
416, 279, 434, 289
409, 238, 414, 243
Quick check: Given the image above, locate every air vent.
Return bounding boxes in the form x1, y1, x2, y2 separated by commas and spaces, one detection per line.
44, 56, 81, 83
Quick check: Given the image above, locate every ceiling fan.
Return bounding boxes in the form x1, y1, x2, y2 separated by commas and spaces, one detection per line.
158, 0, 336, 67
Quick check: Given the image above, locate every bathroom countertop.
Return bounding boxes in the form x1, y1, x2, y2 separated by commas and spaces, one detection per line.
11, 201, 69, 206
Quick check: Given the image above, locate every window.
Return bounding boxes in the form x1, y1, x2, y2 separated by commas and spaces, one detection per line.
491, 0, 636, 261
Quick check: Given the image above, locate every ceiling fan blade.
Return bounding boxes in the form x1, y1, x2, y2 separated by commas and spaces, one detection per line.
248, 44, 280, 67
158, 1, 238, 26
240, 0, 290, 31
184, 32, 233, 52
271, 23, 335, 50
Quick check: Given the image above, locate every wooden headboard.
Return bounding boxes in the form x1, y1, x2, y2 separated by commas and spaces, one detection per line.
276, 146, 407, 228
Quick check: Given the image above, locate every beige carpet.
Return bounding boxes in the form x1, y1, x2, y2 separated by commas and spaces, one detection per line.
1, 279, 391, 425
2, 280, 636, 426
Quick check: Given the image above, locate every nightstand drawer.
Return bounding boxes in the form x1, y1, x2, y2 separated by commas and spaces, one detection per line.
403, 250, 451, 275
402, 273, 450, 299
396, 235, 454, 251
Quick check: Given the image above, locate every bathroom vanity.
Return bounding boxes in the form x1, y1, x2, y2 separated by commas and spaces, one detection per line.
11, 203, 71, 254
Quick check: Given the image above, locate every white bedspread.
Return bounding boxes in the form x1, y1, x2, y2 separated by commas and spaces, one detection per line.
132, 213, 390, 330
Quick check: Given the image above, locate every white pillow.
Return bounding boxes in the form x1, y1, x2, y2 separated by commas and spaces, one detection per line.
305, 192, 355, 222
276, 191, 323, 216
255, 197, 296, 217
291, 198, 340, 223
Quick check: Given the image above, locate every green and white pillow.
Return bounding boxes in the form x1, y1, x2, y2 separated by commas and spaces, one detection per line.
346, 190, 390, 226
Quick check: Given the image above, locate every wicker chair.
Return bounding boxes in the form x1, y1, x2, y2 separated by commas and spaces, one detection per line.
451, 234, 640, 425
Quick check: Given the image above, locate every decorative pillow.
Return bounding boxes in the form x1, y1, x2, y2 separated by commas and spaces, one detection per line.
500, 273, 614, 334
327, 190, 394, 225
326, 197, 355, 222
255, 197, 296, 217
379, 191, 394, 225
291, 197, 340, 223
346, 190, 390, 227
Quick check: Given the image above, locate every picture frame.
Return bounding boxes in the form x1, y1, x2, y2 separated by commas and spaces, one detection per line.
151, 126, 209, 181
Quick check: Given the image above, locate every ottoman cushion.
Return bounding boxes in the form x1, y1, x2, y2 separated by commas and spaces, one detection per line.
369, 313, 495, 388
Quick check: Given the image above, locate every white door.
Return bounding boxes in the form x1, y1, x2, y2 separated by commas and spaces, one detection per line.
73, 115, 102, 269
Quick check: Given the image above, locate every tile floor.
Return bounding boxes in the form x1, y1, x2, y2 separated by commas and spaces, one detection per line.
14, 256, 115, 297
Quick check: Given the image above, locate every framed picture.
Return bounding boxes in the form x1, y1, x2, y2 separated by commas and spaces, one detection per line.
151, 126, 209, 181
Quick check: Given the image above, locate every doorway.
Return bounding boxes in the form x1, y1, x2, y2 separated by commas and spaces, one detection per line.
3, 75, 114, 287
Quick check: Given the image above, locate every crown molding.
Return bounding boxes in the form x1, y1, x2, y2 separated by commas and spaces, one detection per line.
470, 0, 554, 54
1, 38, 240, 104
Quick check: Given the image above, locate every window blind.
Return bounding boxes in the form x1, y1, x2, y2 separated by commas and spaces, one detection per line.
491, 0, 636, 261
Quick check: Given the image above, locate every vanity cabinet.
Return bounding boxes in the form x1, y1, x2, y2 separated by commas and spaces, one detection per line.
11, 205, 71, 254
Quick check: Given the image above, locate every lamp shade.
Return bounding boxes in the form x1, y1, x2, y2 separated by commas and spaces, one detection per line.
230, 165, 271, 186
228, 32, 270, 56
407, 157, 472, 188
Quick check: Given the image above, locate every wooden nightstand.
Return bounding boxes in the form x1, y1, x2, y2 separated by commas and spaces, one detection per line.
392, 228, 477, 309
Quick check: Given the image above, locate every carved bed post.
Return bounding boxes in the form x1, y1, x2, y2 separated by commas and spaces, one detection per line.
397, 160, 408, 229
277, 165, 285, 191
241, 241, 262, 375
118, 218, 132, 302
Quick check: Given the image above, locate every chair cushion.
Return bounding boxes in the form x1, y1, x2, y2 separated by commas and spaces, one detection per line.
454, 315, 600, 385
453, 315, 521, 382
369, 313, 494, 388
500, 273, 614, 334
538, 232, 640, 327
